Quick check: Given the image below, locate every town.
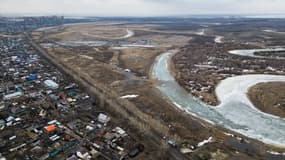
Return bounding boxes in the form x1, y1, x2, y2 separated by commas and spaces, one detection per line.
0, 36, 144, 160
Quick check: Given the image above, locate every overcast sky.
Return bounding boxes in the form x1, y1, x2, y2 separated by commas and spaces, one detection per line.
0, 0, 285, 17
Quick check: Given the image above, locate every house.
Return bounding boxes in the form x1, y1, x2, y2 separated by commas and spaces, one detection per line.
113, 127, 127, 137
103, 132, 115, 141
97, 113, 109, 124
76, 148, 90, 160
44, 125, 57, 132
3, 92, 23, 100
29, 75, 37, 81
44, 80, 59, 90
66, 154, 78, 160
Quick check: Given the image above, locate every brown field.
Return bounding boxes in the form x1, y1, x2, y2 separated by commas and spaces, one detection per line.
248, 82, 285, 118
35, 23, 157, 41
118, 48, 162, 76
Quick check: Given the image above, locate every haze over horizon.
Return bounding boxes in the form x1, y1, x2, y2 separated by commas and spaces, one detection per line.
0, 0, 285, 17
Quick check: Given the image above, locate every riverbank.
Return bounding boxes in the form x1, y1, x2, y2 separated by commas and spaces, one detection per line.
248, 82, 285, 118
172, 38, 285, 107
153, 52, 285, 147
172, 42, 257, 106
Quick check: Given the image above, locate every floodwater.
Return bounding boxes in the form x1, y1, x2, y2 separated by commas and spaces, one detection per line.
229, 48, 285, 59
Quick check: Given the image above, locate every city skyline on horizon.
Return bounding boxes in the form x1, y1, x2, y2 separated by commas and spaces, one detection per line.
0, 0, 285, 17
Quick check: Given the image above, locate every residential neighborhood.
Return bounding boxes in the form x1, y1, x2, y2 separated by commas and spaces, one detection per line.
0, 36, 143, 160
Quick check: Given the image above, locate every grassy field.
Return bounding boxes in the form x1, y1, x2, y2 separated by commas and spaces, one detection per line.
248, 82, 285, 118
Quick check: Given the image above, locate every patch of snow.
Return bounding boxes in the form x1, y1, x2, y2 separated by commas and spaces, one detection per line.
214, 36, 223, 43
124, 69, 131, 72
224, 132, 235, 137
195, 29, 206, 36
180, 148, 193, 154
263, 29, 277, 33
40, 43, 58, 48
112, 44, 155, 50
122, 29, 134, 38
80, 55, 93, 60
267, 151, 285, 156
173, 102, 183, 110
228, 48, 285, 60
197, 137, 213, 147
122, 44, 154, 48
120, 95, 139, 99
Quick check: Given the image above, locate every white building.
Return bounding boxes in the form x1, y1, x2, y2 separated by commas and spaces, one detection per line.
44, 80, 59, 90
98, 113, 110, 124
3, 92, 23, 100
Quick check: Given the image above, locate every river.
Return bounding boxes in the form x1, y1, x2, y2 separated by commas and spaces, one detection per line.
152, 52, 285, 147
